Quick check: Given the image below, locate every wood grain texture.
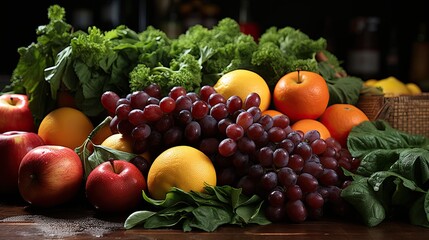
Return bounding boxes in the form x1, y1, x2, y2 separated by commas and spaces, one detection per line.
1, 200, 428, 240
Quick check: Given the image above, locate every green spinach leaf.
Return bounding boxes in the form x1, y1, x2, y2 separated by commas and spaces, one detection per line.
124, 185, 270, 232
343, 120, 429, 228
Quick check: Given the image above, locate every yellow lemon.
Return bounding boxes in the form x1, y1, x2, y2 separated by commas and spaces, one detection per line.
406, 83, 422, 95
147, 145, 217, 200
101, 133, 150, 161
372, 76, 411, 96
101, 133, 134, 152
364, 79, 378, 87
213, 69, 271, 111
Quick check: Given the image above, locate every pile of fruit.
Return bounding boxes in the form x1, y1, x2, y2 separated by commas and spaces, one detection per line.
98, 70, 363, 224
0, 69, 364, 228
1, 4, 429, 233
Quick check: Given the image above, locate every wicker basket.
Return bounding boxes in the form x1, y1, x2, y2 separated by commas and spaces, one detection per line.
356, 93, 429, 138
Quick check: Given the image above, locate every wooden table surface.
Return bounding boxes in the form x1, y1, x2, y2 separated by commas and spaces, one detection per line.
1, 197, 429, 240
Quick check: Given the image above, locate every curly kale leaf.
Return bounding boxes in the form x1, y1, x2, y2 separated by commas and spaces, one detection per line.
135, 26, 172, 68
251, 26, 325, 89
129, 54, 202, 95
203, 34, 258, 86
258, 26, 327, 59
169, 18, 258, 86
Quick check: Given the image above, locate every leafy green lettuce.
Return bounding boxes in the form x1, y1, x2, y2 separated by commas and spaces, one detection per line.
4, 5, 74, 126
46, 25, 141, 118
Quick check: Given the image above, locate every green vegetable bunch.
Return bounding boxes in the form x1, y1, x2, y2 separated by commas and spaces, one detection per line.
343, 120, 429, 228
46, 25, 142, 118
6, 5, 147, 125
129, 18, 259, 95
3, 4, 364, 130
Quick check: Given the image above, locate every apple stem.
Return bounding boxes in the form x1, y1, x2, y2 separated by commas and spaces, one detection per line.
10, 97, 16, 106
297, 68, 302, 84
109, 159, 116, 172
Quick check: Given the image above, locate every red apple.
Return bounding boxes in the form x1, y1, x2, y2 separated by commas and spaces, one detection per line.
85, 160, 147, 213
18, 145, 84, 208
0, 131, 45, 196
0, 94, 35, 133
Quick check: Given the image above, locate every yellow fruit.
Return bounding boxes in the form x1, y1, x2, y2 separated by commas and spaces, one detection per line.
372, 76, 411, 96
147, 145, 217, 200
38, 107, 94, 150
101, 133, 134, 152
406, 83, 422, 95
364, 79, 378, 87
101, 133, 150, 161
213, 69, 271, 111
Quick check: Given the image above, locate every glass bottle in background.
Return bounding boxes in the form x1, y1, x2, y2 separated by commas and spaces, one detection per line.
409, 22, 429, 92
383, 24, 400, 78
181, 0, 204, 30
180, 0, 220, 30
347, 17, 381, 80
238, 0, 260, 41
201, 1, 220, 28
160, 0, 183, 38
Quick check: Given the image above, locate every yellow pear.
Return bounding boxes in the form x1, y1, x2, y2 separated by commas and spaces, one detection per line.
372, 76, 411, 96
406, 83, 422, 95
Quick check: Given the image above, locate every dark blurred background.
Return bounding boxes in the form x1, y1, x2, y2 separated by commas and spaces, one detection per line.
2, 0, 429, 91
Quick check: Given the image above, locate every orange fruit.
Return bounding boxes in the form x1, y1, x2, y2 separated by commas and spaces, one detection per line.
291, 119, 331, 140
273, 70, 330, 122
213, 69, 271, 111
319, 104, 369, 147
101, 133, 151, 161
38, 107, 94, 150
147, 145, 217, 200
262, 109, 284, 117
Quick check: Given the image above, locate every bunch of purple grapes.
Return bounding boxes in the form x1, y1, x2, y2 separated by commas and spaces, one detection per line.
100, 84, 360, 223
